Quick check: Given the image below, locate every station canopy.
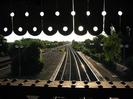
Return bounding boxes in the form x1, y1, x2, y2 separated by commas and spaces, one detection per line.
0, 0, 132, 36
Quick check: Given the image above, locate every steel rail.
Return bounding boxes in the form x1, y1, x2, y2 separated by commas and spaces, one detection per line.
72, 50, 91, 81
68, 47, 72, 81
50, 52, 66, 81
70, 47, 82, 81
60, 47, 69, 80
78, 52, 100, 81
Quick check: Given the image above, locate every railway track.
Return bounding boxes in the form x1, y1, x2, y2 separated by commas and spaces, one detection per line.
0, 57, 11, 78
55, 46, 100, 81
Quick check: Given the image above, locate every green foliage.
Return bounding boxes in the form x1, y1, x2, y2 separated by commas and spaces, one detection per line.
21, 38, 43, 48
71, 33, 121, 66
78, 32, 122, 71
8, 39, 44, 76
84, 39, 92, 49
102, 32, 121, 63
0, 35, 8, 56
92, 35, 104, 54
81, 47, 90, 55
59, 48, 65, 52
8, 38, 64, 77
83, 35, 105, 61
72, 40, 84, 51
42, 40, 63, 48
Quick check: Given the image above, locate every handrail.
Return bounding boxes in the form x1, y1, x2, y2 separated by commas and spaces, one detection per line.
0, 79, 133, 99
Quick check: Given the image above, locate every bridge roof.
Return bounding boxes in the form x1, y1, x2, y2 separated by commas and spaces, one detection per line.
0, 0, 132, 36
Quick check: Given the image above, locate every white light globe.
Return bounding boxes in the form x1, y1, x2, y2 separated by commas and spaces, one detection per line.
48, 26, 53, 32
78, 26, 84, 31
18, 27, 23, 32
118, 11, 123, 16
63, 26, 68, 32
40, 12, 44, 16
4, 27, 8, 32
93, 26, 98, 32
55, 11, 60, 16
71, 11, 76, 16
102, 11, 107, 16
25, 12, 29, 17
86, 11, 90, 16
10, 12, 15, 17
33, 27, 37, 32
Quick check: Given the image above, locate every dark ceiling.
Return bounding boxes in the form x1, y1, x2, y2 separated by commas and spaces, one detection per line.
0, 0, 132, 36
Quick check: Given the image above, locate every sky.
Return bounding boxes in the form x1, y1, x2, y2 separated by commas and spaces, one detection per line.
5, 31, 99, 42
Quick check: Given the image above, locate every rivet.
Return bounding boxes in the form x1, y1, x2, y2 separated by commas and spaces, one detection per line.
109, 81, 113, 85
24, 80, 28, 82
44, 84, 49, 87
84, 80, 88, 84
111, 85, 116, 88
84, 85, 89, 88
72, 80, 76, 84
35, 80, 40, 83
11, 79, 17, 82
98, 85, 103, 88
96, 81, 101, 84
31, 84, 36, 87
58, 84, 62, 88
125, 85, 130, 88
59, 80, 64, 84
47, 80, 52, 83
121, 81, 126, 85
18, 83, 23, 86
71, 85, 76, 88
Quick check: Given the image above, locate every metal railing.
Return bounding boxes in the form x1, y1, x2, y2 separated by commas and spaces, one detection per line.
0, 79, 133, 99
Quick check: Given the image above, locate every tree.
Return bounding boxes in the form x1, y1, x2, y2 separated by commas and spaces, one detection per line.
102, 32, 121, 63
9, 39, 44, 76
92, 35, 104, 54
83, 35, 105, 60
0, 35, 8, 56
72, 40, 83, 51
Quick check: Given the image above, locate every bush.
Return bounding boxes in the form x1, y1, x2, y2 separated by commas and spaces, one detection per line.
9, 39, 44, 77
0, 35, 8, 56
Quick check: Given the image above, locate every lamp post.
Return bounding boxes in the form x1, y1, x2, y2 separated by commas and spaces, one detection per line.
0, 37, 7, 56
120, 44, 128, 64
126, 26, 131, 37
126, 26, 131, 43
118, 11, 124, 63
99, 43, 103, 62
15, 45, 24, 77
118, 11, 123, 33
102, 10, 107, 32
0, 39, 6, 47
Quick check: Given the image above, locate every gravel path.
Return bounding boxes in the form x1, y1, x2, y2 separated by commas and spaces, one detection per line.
35, 48, 65, 80
81, 52, 120, 81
